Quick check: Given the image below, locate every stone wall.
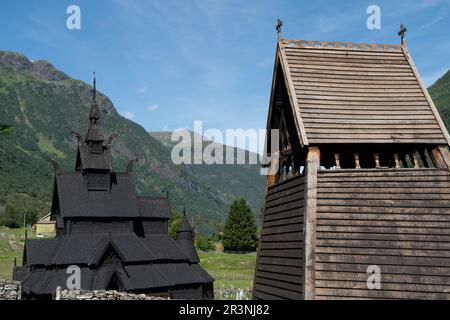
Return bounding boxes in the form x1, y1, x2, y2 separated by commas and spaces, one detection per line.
0, 279, 21, 300
214, 287, 251, 300
55, 288, 168, 300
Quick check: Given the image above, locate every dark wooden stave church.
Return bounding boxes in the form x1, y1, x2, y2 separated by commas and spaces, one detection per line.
253, 28, 450, 299
13, 79, 214, 300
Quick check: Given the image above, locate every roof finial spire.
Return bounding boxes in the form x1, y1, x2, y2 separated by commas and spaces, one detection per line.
276, 18, 283, 40
85, 72, 104, 143
398, 24, 407, 46
92, 71, 97, 103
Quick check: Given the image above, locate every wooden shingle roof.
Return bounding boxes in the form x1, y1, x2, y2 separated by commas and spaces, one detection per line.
56, 172, 139, 218
138, 197, 172, 219
25, 233, 190, 267
275, 39, 450, 145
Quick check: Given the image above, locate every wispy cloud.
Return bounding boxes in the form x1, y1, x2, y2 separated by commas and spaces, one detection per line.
311, 9, 362, 36
420, 0, 444, 8
148, 104, 159, 112
135, 86, 148, 94
122, 111, 135, 119
419, 16, 443, 30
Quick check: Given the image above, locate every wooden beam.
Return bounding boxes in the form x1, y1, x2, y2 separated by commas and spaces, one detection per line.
413, 151, 420, 168
354, 153, 361, 169
431, 147, 449, 169
394, 153, 401, 168
303, 146, 320, 300
438, 146, 450, 169
334, 153, 341, 169
402, 46, 450, 146
267, 150, 280, 187
374, 153, 380, 168
278, 42, 309, 147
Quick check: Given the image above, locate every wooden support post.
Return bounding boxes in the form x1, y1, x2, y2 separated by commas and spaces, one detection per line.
412, 151, 420, 168
438, 146, 450, 169
293, 160, 299, 176
374, 153, 380, 168
267, 151, 280, 187
334, 153, 341, 169
303, 146, 320, 300
418, 149, 427, 168
394, 153, 401, 169
267, 174, 276, 188
354, 153, 361, 169
431, 147, 450, 169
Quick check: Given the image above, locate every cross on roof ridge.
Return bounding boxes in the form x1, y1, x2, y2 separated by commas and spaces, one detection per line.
398, 24, 407, 46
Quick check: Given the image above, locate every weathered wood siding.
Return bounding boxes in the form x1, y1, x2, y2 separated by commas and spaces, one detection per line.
315, 169, 450, 299
253, 175, 305, 300
279, 40, 448, 145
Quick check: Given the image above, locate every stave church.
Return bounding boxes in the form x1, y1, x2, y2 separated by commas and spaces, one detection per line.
13, 78, 214, 300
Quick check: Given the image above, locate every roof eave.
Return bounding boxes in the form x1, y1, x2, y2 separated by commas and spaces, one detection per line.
402, 45, 450, 147
276, 40, 309, 147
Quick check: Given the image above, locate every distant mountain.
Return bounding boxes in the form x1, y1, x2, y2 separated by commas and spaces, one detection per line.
429, 70, 450, 130
150, 131, 266, 220
0, 51, 265, 233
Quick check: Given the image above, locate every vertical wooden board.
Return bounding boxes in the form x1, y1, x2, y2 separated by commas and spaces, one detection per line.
302, 147, 320, 300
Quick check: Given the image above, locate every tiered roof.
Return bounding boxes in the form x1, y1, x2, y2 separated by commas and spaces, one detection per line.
14, 77, 213, 299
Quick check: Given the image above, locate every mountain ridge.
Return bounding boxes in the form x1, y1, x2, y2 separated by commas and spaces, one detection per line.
0, 51, 265, 233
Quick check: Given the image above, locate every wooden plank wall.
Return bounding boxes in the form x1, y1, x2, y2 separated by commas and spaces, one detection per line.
253, 175, 305, 300
315, 169, 450, 299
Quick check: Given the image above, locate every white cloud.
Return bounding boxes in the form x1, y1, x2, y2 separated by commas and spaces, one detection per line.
420, 0, 444, 8
148, 104, 159, 112
122, 111, 135, 119
135, 86, 148, 94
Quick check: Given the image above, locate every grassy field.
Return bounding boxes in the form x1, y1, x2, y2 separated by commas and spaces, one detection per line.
0, 226, 34, 279
199, 250, 256, 289
0, 227, 257, 299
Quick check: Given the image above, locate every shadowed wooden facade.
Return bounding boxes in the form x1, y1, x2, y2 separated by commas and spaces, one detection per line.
13, 78, 214, 300
253, 35, 450, 300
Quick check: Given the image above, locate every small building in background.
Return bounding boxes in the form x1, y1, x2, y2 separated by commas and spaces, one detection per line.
34, 213, 56, 235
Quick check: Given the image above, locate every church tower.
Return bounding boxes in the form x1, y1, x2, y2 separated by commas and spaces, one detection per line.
13, 76, 214, 300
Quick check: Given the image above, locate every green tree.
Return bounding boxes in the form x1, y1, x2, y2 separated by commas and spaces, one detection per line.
0, 205, 21, 228
195, 235, 215, 251
169, 210, 183, 239
0, 123, 13, 135
222, 198, 258, 252
0, 204, 38, 228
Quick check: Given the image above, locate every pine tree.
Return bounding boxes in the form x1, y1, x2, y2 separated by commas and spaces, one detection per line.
222, 198, 258, 252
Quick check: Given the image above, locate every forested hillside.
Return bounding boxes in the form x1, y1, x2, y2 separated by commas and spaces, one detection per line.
0, 51, 264, 233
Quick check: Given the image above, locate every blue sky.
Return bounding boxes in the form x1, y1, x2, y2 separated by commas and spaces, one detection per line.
1, 0, 449, 151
